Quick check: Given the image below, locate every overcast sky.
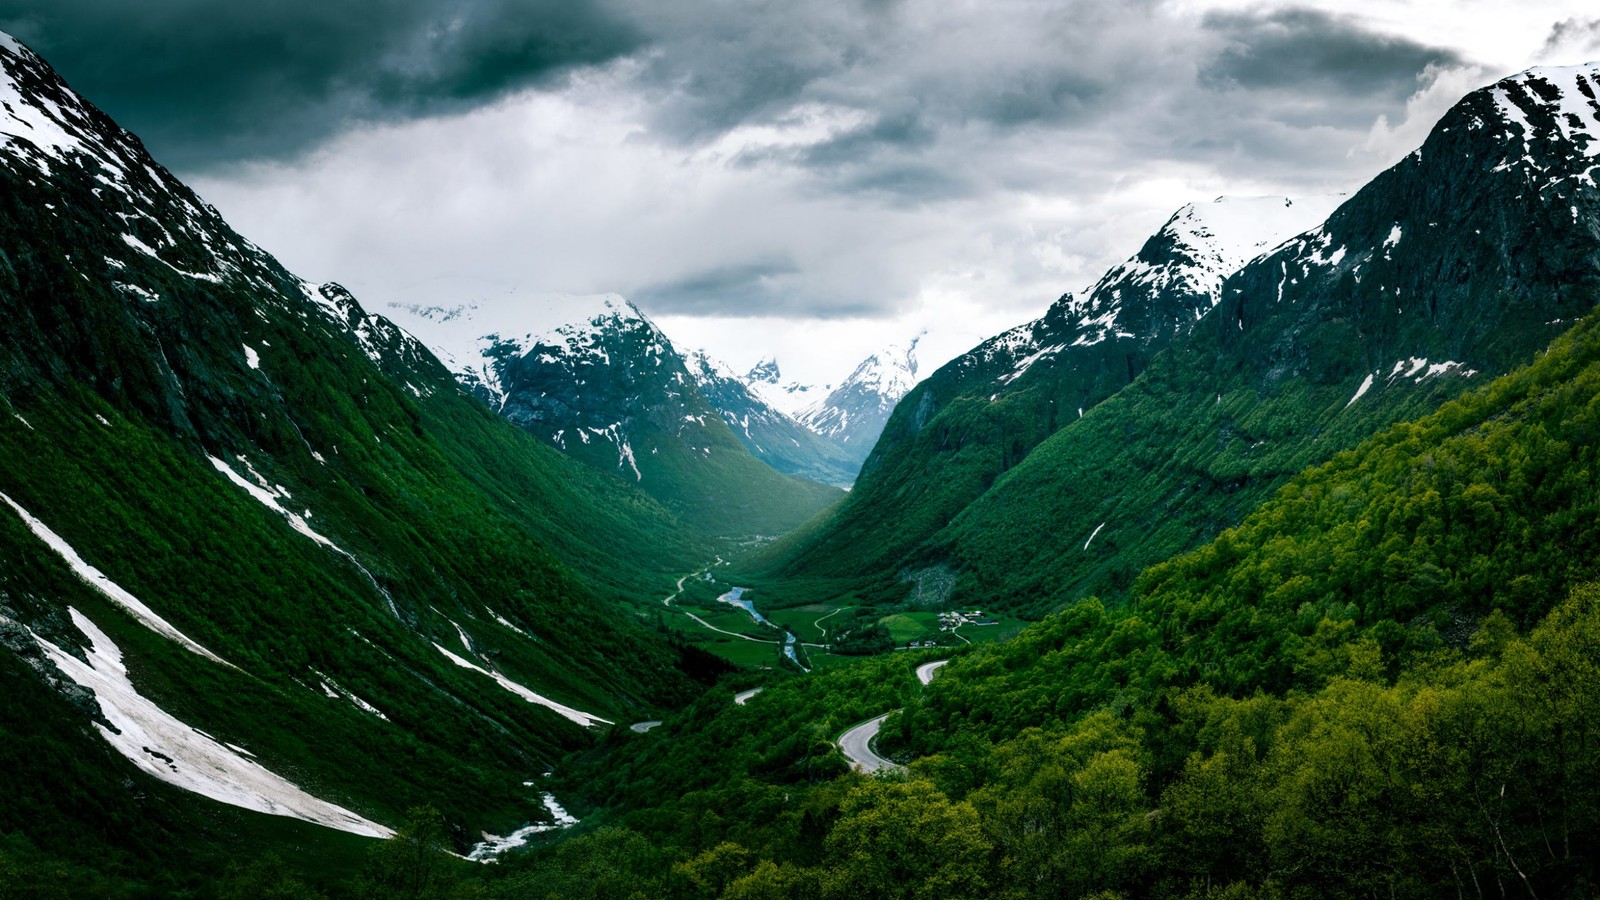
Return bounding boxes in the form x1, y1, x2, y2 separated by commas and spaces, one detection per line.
7, 1, 1600, 386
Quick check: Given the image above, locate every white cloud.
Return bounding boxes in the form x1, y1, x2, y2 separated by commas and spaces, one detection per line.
189, 0, 1600, 386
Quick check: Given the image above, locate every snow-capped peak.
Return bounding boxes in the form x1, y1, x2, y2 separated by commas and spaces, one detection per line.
1067, 194, 1342, 320
386, 292, 663, 403
682, 348, 744, 384
745, 357, 782, 385
1481, 62, 1600, 170
797, 339, 921, 447
832, 341, 919, 399
741, 358, 829, 419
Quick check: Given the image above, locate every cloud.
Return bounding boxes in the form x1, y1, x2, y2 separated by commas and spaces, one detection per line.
632, 261, 807, 316
1541, 17, 1600, 58
1200, 7, 1464, 101
0, 0, 641, 168
149, 1, 1518, 384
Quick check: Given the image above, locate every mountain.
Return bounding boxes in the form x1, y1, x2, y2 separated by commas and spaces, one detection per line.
561, 295, 1600, 900
0, 31, 713, 877
682, 349, 859, 489
763, 194, 1340, 583
742, 356, 829, 418
389, 296, 843, 536
900, 62, 1600, 615
795, 340, 921, 467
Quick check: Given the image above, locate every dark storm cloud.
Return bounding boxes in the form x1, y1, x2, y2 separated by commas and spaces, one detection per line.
0, 0, 641, 168
1542, 18, 1600, 57
1200, 7, 1463, 101
627, 257, 883, 317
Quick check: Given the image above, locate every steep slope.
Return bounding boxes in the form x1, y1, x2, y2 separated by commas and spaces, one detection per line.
564, 299, 1600, 900
391, 297, 843, 536
797, 340, 921, 467
926, 63, 1600, 615
683, 349, 859, 489
0, 31, 708, 871
767, 195, 1338, 580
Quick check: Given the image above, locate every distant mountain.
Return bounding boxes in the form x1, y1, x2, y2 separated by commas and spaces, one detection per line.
765, 195, 1339, 581
0, 30, 711, 873
742, 356, 829, 419
682, 349, 859, 489
390, 296, 842, 535
794, 340, 921, 467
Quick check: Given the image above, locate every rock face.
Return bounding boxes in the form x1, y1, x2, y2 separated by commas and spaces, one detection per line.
391, 296, 842, 535
772, 63, 1600, 612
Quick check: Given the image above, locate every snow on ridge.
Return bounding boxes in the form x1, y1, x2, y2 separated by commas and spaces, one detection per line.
0, 491, 233, 667
33, 608, 392, 838
385, 292, 662, 396
1050, 194, 1344, 354
0, 37, 254, 284
797, 340, 920, 437
434, 643, 612, 728
1488, 63, 1600, 170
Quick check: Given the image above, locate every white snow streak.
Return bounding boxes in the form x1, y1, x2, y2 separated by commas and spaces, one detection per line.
433, 643, 612, 728
207, 456, 400, 619
1345, 373, 1375, 408
33, 609, 391, 838
1083, 521, 1107, 551
0, 491, 232, 666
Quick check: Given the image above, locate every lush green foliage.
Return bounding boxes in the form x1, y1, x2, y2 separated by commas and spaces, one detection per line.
519, 310, 1600, 898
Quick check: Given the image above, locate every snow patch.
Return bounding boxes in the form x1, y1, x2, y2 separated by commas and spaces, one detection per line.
32, 608, 391, 838
243, 345, 260, 370
467, 793, 578, 862
311, 669, 390, 721
433, 643, 611, 728
1345, 373, 1375, 408
0, 492, 232, 666
1083, 522, 1106, 551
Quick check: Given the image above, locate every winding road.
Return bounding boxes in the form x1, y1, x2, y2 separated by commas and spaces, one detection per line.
836, 659, 948, 774
838, 713, 900, 773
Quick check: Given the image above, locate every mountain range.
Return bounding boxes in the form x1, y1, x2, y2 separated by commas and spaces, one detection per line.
390, 295, 920, 493
0, 29, 717, 878
4, 25, 1600, 898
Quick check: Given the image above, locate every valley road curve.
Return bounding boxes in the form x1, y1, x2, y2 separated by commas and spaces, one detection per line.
837, 659, 948, 774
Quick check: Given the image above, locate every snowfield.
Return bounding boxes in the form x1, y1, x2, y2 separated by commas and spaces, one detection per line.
35, 608, 393, 838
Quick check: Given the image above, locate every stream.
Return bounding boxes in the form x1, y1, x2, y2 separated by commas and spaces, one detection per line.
717, 587, 773, 626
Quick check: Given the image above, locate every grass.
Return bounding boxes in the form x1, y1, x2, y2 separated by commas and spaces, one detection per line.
880, 612, 941, 644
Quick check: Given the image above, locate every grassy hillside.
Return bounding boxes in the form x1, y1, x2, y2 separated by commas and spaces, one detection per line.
530, 286, 1600, 900
0, 33, 722, 886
